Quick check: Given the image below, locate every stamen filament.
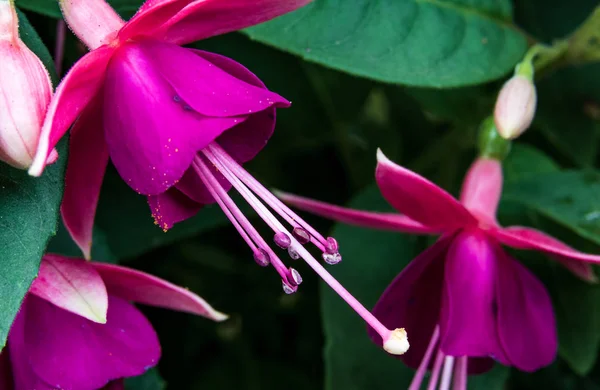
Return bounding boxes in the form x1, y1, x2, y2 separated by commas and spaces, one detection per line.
439, 357, 456, 390
452, 357, 467, 390
427, 351, 446, 390
409, 326, 440, 390
208, 143, 329, 251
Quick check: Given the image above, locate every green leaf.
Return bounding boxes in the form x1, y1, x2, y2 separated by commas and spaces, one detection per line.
503, 170, 600, 246
322, 185, 418, 390
0, 141, 66, 348
246, 0, 527, 87
125, 369, 166, 390
469, 364, 510, 389
503, 144, 560, 183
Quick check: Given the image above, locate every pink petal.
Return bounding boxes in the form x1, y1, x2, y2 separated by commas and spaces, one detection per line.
29, 46, 114, 177
495, 251, 558, 371
60, 0, 124, 49
93, 263, 228, 321
440, 230, 506, 361
103, 380, 125, 390
121, 0, 311, 45
492, 226, 599, 282
147, 187, 202, 230
24, 295, 160, 389
61, 95, 108, 259
368, 235, 453, 369
277, 191, 440, 234
375, 149, 477, 231
29, 254, 108, 324
459, 158, 502, 225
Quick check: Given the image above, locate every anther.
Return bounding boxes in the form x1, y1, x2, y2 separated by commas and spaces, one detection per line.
322, 252, 342, 265
289, 268, 303, 285
325, 237, 339, 254
253, 248, 270, 267
288, 247, 300, 260
292, 227, 311, 244
282, 280, 297, 295
274, 232, 292, 249
383, 328, 409, 355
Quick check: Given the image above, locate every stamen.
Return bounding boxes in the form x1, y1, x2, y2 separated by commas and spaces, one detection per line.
409, 326, 440, 390
427, 350, 446, 390
325, 237, 339, 254
282, 281, 297, 294
253, 248, 270, 267
439, 356, 456, 390
288, 247, 300, 260
289, 268, 303, 285
292, 227, 311, 244
452, 357, 468, 390
274, 232, 292, 249
322, 252, 342, 265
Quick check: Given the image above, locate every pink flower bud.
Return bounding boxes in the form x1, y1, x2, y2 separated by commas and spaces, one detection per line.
493, 75, 537, 140
0, 1, 52, 169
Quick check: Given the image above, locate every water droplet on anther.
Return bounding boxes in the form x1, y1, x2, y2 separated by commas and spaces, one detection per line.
290, 268, 303, 285
253, 248, 270, 267
173, 95, 181, 102
288, 247, 300, 260
292, 227, 310, 244
282, 281, 297, 294
274, 232, 291, 249
326, 237, 339, 254
322, 252, 342, 265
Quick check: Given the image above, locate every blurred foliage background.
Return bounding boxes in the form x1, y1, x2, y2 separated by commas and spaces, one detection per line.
2, 0, 600, 388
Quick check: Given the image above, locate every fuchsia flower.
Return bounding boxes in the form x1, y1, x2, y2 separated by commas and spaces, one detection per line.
27, 0, 407, 350
0, 254, 226, 390
279, 150, 600, 387
0, 0, 54, 169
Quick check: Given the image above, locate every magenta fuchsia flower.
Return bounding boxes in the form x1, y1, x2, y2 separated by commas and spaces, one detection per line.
279, 150, 600, 387
26, 0, 408, 351
0, 254, 226, 390
0, 0, 54, 169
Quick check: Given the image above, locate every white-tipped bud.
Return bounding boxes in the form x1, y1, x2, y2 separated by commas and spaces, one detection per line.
383, 328, 409, 355
0, 0, 53, 169
493, 75, 537, 140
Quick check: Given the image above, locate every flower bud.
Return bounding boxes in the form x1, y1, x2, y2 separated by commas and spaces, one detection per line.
0, 0, 52, 169
493, 74, 537, 140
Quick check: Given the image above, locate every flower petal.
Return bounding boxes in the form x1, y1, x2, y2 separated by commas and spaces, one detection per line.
59, 0, 124, 49
375, 149, 477, 231
459, 158, 502, 224
29, 254, 108, 324
148, 187, 202, 230
25, 295, 160, 389
29, 46, 113, 177
93, 262, 228, 321
495, 251, 558, 371
368, 235, 453, 368
103, 41, 247, 195
493, 226, 599, 282
7, 301, 55, 390
276, 191, 439, 234
103, 380, 125, 390
0, 349, 13, 390
121, 0, 311, 45
61, 94, 109, 259
440, 230, 506, 360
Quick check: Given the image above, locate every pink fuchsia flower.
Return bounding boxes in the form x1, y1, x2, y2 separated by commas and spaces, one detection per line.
27, 0, 408, 349
279, 150, 600, 385
0, 0, 54, 169
0, 254, 226, 390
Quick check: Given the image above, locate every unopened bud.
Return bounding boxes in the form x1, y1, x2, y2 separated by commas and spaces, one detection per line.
494, 75, 537, 140
0, 1, 53, 169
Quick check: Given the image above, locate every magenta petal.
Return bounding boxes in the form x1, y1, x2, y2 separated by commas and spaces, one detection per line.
103, 380, 125, 390
7, 301, 54, 390
103, 41, 242, 196
440, 230, 505, 360
61, 94, 109, 259
137, 41, 289, 118
459, 158, 502, 224
29, 254, 108, 323
0, 350, 13, 390
493, 226, 599, 282
25, 295, 160, 389
29, 46, 113, 176
277, 191, 439, 234
93, 262, 228, 321
368, 235, 453, 368
375, 150, 477, 232
122, 0, 310, 45
148, 187, 203, 230
495, 251, 558, 371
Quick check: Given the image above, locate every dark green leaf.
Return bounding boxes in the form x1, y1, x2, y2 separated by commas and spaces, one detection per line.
246, 0, 527, 87
503, 144, 560, 182
17, 9, 57, 84
16, 0, 144, 19
0, 142, 66, 348
469, 364, 510, 389
126, 369, 166, 390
